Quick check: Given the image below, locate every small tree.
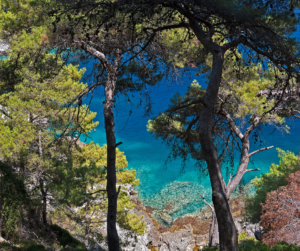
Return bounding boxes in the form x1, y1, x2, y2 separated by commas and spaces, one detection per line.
261, 170, 300, 246
50, 142, 145, 249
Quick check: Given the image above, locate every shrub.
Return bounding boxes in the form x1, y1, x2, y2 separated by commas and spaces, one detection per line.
260, 170, 300, 246
244, 149, 300, 223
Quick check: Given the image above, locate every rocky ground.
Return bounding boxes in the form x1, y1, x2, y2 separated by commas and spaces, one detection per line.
122, 183, 260, 251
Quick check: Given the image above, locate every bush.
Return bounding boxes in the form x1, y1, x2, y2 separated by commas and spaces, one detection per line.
244, 149, 300, 223
260, 170, 300, 246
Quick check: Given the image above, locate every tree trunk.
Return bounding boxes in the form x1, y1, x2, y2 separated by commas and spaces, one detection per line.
0, 189, 2, 237
84, 199, 91, 250
40, 180, 47, 225
198, 52, 238, 251
200, 194, 218, 246
77, 42, 123, 251
38, 130, 47, 226
104, 72, 120, 251
209, 209, 218, 246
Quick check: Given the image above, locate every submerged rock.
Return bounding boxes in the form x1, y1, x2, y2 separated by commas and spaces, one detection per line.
141, 180, 211, 225
160, 212, 173, 225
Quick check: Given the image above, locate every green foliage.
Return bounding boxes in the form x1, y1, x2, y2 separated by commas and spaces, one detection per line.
0, 242, 47, 251
202, 241, 300, 251
0, 19, 100, 243
116, 191, 145, 235
0, 0, 49, 34
147, 80, 205, 139
50, 142, 145, 244
238, 232, 257, 242
244, 149, 300, 223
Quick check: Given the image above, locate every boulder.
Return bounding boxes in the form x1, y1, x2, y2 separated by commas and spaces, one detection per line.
159, 244, 169, 251
160, 224, 194, 251
0, 236, 7, 243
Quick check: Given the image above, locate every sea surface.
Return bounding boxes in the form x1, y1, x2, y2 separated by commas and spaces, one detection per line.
79, 58, 300, 222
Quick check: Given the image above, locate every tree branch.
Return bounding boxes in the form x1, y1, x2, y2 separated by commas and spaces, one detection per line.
87, 189, 107, 195
200, 193, 215, 212
73, 40, 110, 69
248, 146, 274, 157
144, 23, 190, 33
217, 106, 244, 139
166, 97, 205, 113
245, 168, 261, 173
222, 36, 246, 51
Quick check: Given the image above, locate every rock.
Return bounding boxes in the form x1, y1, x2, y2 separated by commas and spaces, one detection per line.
234, 218, 243, 235
159, 244, 169, 251
194, 235, 208, 245
0, 39, 9, 56
142, 181, 211, 224
186, 244, 196, 251
241, 222, 263, 239
0, 236, 7, 243
160, 212, 173, 225
134, 238, 149, 251
160, 224, 194, 251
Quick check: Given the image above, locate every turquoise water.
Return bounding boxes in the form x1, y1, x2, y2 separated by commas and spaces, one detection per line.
79, 65, 300, 223
78, 28, 300, 224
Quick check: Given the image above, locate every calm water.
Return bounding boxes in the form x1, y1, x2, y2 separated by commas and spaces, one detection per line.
76, 25, 300, 221
79, 62, 300, 220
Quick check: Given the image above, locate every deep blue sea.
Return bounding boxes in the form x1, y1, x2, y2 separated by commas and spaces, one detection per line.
79, 58, 300, 221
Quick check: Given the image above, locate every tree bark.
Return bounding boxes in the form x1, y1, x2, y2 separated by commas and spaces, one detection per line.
104, 71, 120, 251
40, 180, 47, 225
84, 199, 91, 250
198, 51, 238, 251
209, 210, 218, 246
38, 130, 47, 226
200, 194, 218, 246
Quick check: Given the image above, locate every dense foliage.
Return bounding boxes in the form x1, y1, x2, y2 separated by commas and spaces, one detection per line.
0, 22, 144, 250
1, 0, 300, 250
260, 170, 300, 246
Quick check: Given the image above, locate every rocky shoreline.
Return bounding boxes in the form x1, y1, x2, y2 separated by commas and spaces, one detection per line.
123, 182, 260, 251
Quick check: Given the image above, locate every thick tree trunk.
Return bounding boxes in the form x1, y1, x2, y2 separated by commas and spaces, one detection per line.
198, 52, 238, 251
104, 73, 120, 251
